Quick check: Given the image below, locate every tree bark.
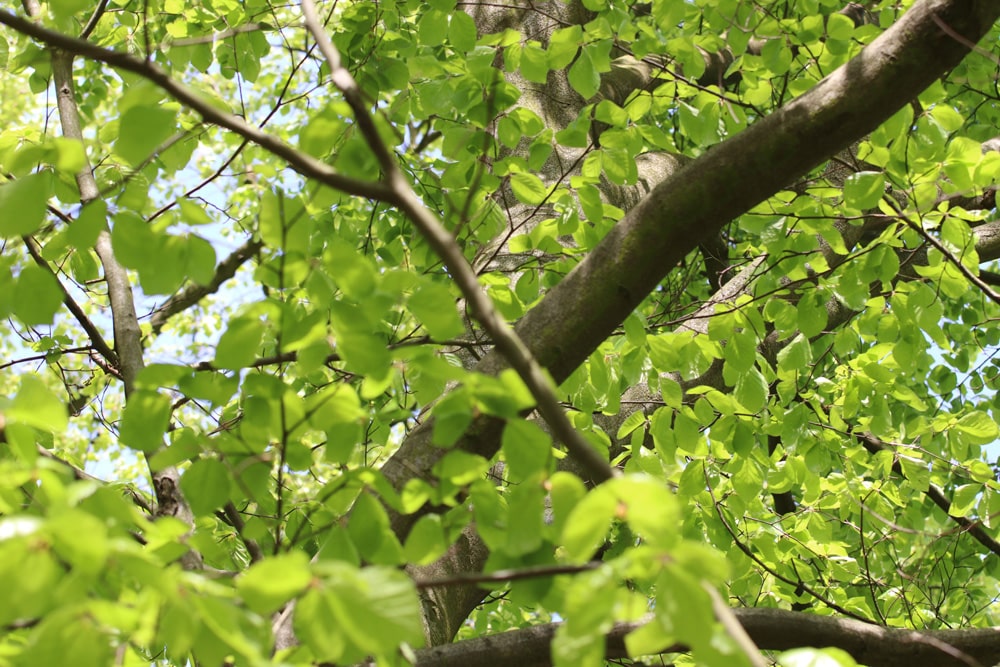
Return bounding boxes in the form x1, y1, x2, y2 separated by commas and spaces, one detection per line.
387, 608, 1000, 667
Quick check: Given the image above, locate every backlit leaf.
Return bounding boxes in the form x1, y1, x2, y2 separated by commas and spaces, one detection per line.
13, 264, 62, 326
115, 105, 178, 166
119, 390, 172, 453
237, 551, 312, 615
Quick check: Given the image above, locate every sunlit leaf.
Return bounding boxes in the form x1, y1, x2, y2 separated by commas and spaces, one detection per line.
0, 173, 50, 238
119, 390, 172, 453
237, 551, 312, 615
180, 458, 233, 516
214, 316, 266, 370
115, 105, 178, 166
12, 263, 62, 326
7, 375, 67, 433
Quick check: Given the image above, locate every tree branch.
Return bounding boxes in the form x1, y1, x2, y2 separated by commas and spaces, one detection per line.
384, 608, 999, 667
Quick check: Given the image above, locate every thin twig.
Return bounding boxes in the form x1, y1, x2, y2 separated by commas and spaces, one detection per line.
931, 13, 1000, 66
79, 0, 109, 40
223, 501, 264, 563
703, 462, 875, 623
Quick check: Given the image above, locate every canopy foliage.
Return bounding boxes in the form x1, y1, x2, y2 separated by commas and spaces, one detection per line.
1, 1, 1000, 666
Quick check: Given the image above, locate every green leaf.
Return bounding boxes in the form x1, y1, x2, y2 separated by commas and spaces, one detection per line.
826, 13, 854, 41
295, 588, 347, 662
567, 48, 599, 99
403, 514, 448, 565
521, 42, 550, 83
547, 25, 582, 70
552, 623, 605, 666
778, 647, 858, 667
724, 329, 758, 373
409, 280, 464, 340
50, 0, 93, 20
502, 418, 551, 482
948, 484, 980, 518
110, 211, 155, 270
505, 481, 545, 555
776, 334, 812, 374
615, 410, 646, 440
326, 239, 377, 299
348, 492, 403, 564
431, 390, 474, 447
178, 198, 214, 225
510, 172, 548, 205
655, 565, 714, 649
7, 375, 67, 433
47, 510, 108, 575
613, 476, 679, 547
115, 105, 178, 166
182, 234, 218, 285
561, 486, 616, 563
237, 552, 312, 615
546, 471, 586, 539
18, 610, 116, 667
434, 450, 491, 485
843, 171, 884, 210
418, 9, 449, 47
13, 263, 62, 326
307, 383, 364, 431
119, 389, 172, 453
761, 38, 792, 76
797, 291, 828, 338
179, 458, 233, 516
321, 564, 425, 657
336, 331, 392, 380
67, 200, 107, 248
448, 11, 477, 52
735, 366, 768, 412
0, 173, 51, 238
930, 104, 964, 132
214, 316, 266, 369
954, 411, 999, 446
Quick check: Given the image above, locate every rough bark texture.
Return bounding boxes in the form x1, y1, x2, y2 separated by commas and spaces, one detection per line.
390, 608, 1000, 667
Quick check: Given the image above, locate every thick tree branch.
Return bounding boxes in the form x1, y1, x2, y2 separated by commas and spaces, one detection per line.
0, 2, 617, 486
48, 50, 145, 395
387, 608, 1000, 667
508, 0, 1000, 383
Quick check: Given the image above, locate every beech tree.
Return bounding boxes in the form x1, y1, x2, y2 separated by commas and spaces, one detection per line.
2, 0, 1000, 665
